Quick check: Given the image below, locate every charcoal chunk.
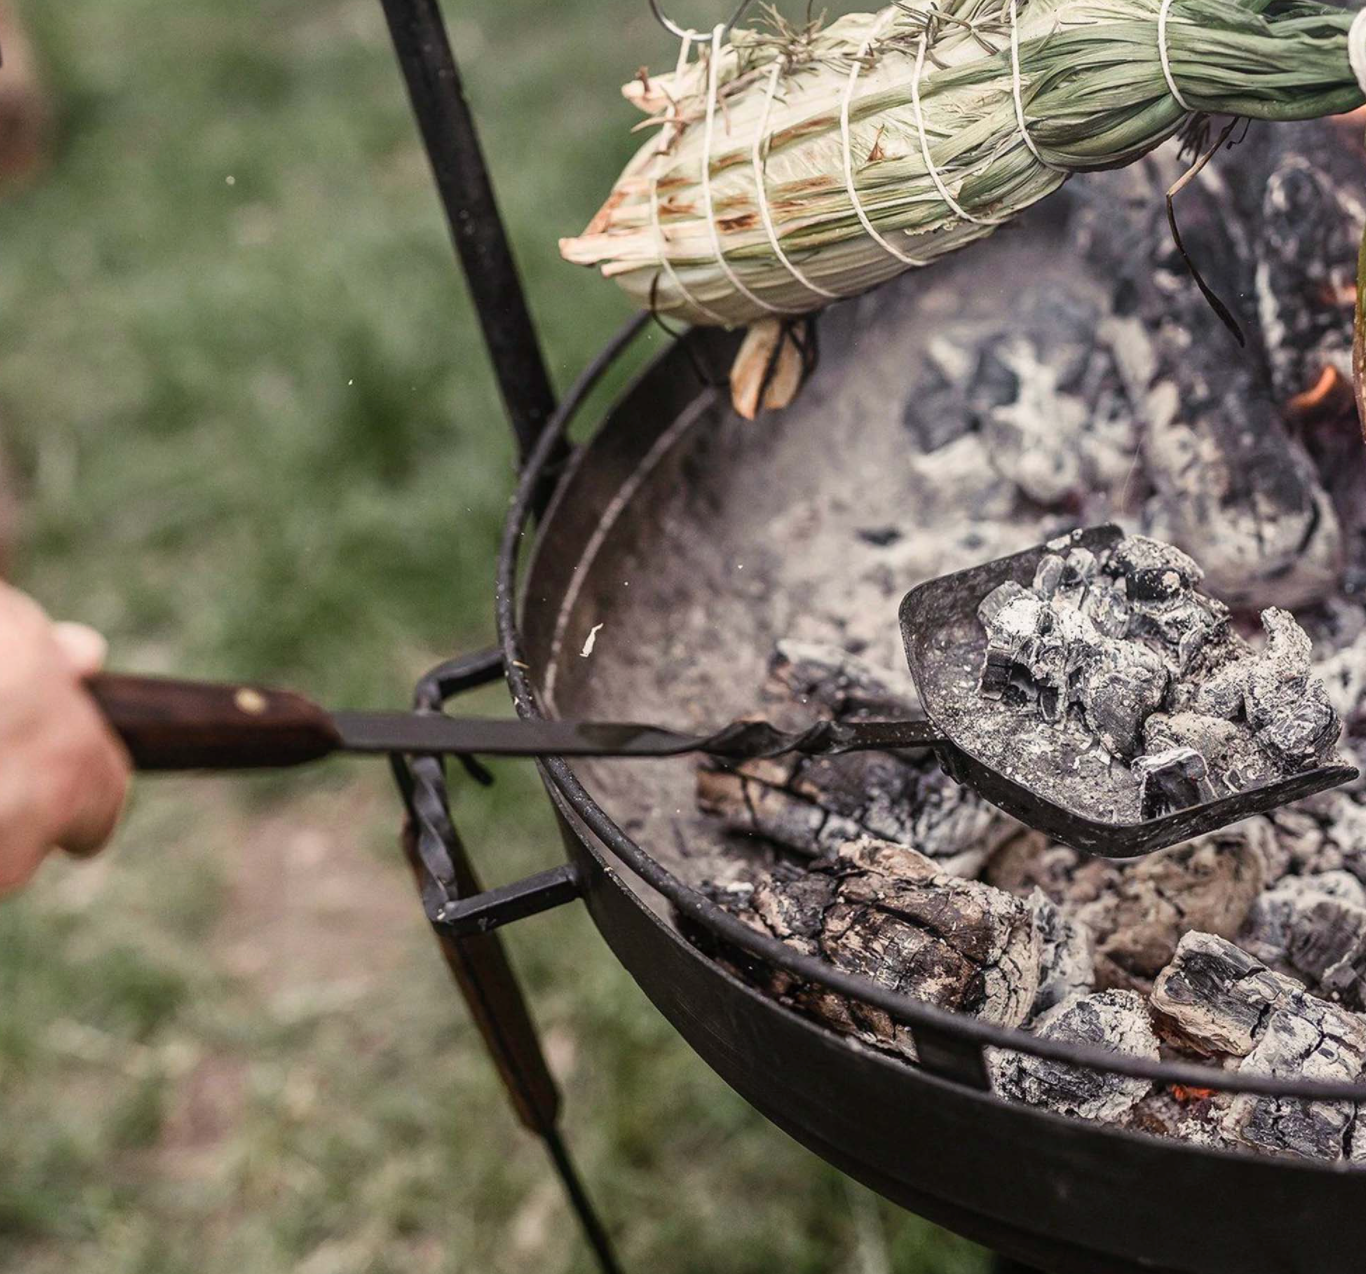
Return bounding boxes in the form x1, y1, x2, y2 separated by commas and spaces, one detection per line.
1027, 888, 1096, 1018
1132, 746, 1216, 817
1225, 999, 1366, 1162
1286, 895, 1366, 1010
1104, 534, 1202, 600
1241, 872, 1366, 970
1257, 154, 1362, 406
1143, 712, 1278, 794
1076, 636, 1168, 758
1079, 826, 1269, 984
990, 990, 1159, 1123
1141, 381, 1344, 612
1150, 934, 1366, 1163
1316, 630, 1366, 727
1151, 931, 1301, 1056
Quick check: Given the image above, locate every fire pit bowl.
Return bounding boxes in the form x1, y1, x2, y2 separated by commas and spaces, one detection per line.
490, 160, 1366, 1273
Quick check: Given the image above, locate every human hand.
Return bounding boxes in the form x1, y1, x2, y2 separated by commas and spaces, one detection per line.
0, 584, 130, 895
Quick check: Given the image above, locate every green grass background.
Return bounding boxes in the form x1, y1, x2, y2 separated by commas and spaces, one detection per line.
0, 2, 991, 1270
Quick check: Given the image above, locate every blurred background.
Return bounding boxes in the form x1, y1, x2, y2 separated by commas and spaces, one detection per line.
0, 2, 990, 1270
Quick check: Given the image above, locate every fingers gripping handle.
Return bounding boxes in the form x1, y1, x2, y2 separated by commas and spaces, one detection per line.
87, 673, 342, 771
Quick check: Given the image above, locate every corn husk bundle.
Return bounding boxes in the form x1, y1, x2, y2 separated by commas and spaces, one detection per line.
561, 0, 1364, 355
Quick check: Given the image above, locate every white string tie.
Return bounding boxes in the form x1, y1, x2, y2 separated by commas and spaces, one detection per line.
650, 29, 728, 323
751, 63, 842, 300
911, 20, 1001, 226
1350, 7, 1366, 97
700, 24, 788, 315
840, 23, 930, 266
1157, 0, 1193, 112
1009, 0, 1066, 172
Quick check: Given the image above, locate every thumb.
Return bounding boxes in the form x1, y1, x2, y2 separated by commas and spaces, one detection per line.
52, 622, 109, 679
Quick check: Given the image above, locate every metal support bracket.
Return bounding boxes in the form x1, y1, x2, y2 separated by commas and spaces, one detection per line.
433, 862, 583, 936
910, 1022, 993, 1091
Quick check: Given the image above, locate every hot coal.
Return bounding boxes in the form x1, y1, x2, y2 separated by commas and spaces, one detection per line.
974, 534, 1342, 818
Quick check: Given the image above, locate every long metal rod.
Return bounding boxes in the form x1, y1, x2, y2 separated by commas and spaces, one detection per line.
378, 0, 557, 462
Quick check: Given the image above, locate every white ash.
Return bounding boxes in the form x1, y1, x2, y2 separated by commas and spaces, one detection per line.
989, 990, 1160, 1124
974, 534, 1342, 820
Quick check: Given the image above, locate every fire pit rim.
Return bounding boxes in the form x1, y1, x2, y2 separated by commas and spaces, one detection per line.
494, 313, 1366, 1107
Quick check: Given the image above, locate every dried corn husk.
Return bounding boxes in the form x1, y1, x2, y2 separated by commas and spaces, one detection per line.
561, 0, 1364, 329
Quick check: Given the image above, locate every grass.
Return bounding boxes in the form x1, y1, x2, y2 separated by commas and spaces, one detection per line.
0, 1, 991, 1270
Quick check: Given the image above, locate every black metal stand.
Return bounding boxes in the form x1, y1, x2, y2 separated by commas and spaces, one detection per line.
376, 0, 556, 466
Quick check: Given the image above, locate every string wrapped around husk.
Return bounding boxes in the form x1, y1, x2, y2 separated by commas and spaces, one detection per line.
561, 0, 1365, 339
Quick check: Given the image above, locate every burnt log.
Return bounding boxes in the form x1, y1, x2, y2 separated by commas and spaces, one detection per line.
1150, 931, 1303, 1057
1151, 931, 1366, 1162
1226, 1000, 1366, 1162
696, 837, 1041, 1061
1075, 152, 1345, 610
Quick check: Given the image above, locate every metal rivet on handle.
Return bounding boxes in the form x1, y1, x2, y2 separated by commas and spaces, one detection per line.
235, 688, 268, 715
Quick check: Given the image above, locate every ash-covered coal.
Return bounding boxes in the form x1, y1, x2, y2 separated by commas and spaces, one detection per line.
692, 837, 1041, 1060
989, 989, 1160, 1124
974, 532, 1342, 819
698, 642, 1018, 877
1151, 932, 1366, 1162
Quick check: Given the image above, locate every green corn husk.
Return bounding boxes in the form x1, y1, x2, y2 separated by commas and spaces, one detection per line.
560, 0, 1364, 327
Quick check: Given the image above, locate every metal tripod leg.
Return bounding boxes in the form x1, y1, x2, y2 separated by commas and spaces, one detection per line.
399, 815, 621, 1274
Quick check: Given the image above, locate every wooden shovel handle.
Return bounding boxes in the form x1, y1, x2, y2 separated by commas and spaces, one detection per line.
87, 673, 342, 771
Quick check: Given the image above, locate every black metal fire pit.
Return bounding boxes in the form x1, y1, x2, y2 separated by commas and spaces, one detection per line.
375, 3, 1366, 1272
